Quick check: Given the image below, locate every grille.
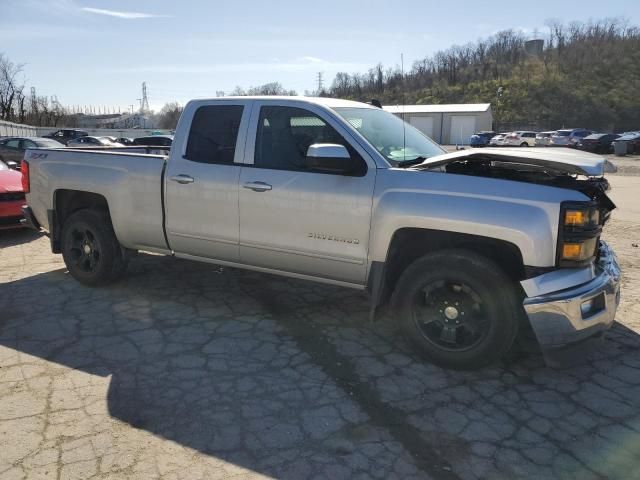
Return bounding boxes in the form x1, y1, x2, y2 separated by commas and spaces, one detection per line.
0, 192, 25, 202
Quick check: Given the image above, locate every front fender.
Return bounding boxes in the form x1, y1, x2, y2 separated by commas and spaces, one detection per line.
367, 170, 590, 268
369, 190, 554, 266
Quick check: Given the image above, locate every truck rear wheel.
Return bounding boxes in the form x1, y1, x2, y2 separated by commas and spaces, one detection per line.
392, 249, 521, 370
61, 209, 128, 286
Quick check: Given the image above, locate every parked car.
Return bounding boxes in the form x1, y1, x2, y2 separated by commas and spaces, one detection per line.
489, 133, 508, 146
469, 131, 496, 147
43, 129, 88, 146
550, 129, 592, 147
116, 137, 134, 146
0, 137, 64, 169
576, 133, 620, 154
99, 136, 119, 143
22, 96, 620, 370
0, 159, 26, 228
132, 135, 173, 147
503, 131, 537, 147
67, 136, 124, 148
615, 131, 640, 154
535, 131, 555, 146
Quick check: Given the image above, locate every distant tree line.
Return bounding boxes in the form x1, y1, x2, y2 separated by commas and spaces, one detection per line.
327, 19, 640, 132
228, 82, 297, 97
0, 53, 74, 126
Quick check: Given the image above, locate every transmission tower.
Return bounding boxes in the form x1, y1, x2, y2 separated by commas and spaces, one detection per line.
316, 72, 324, 94
140, 82, 150, 112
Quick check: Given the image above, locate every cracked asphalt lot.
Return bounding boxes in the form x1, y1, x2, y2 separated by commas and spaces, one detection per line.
1, 175, 639, 479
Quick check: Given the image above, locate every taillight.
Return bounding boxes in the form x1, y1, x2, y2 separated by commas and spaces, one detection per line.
21, 160, 30, 193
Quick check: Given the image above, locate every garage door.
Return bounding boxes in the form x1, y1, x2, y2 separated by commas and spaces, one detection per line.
449, 116, 476, 144
409, 116, 434, 139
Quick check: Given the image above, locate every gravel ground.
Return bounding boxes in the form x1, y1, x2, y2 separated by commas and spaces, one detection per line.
0, 167, 638, 479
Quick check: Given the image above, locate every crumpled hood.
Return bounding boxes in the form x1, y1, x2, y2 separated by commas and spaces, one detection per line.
418, 147, 615, 176
0, 169, 23, 193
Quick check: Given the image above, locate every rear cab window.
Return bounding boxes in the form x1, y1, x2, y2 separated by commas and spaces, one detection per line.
185, 105, 244, 164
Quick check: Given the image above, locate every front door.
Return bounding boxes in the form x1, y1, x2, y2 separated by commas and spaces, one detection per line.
238, 103, 376, 285
164, 100, 251, 261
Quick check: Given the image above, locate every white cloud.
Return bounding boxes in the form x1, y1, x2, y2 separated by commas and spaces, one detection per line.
299, 56, 325, 64
81, 7, 168, 19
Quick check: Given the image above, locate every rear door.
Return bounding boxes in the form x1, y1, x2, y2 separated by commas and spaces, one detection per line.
238, 102, 376, 285
164, 100, 251, 261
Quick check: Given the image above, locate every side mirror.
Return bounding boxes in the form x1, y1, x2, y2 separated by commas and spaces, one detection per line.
304, 143, 358, 174
6, 160, 19, 170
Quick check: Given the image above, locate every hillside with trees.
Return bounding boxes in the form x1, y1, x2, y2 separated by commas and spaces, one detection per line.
328, 19, 640, 132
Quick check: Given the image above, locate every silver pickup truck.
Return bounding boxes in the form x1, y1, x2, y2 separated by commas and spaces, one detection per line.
20, 97, 621, 369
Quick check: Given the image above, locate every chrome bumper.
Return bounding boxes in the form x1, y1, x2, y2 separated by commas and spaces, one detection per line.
523, 242, 621, 355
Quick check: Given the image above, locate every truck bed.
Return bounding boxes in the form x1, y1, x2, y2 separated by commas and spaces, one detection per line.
25, 147, 170, 253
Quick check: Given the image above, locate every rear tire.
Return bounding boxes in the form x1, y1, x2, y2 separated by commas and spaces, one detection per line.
61, 209, 128, 286
392, 249, 522, 370
520, 142, 528, 147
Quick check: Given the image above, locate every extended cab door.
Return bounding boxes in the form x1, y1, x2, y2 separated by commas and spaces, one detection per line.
238, 102, 376, 285
164, 100, 252, 261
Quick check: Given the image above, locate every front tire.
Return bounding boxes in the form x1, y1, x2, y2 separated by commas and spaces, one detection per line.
392, 250, 522, 370
61, 209, 128, 286
520, 142, 528, 147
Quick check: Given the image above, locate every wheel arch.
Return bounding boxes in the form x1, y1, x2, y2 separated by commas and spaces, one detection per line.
367, 228, 528, 311
50, 189, 112, 253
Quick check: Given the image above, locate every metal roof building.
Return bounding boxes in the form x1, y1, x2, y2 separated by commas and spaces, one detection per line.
383, 103, 493, 144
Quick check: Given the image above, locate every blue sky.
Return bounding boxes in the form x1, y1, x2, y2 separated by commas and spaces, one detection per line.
1, 0, 638, 111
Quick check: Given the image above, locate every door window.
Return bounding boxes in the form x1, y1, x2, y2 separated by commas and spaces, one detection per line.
254, 106, 365, 174
6, 139, 20, 149
185, 105, 244, 164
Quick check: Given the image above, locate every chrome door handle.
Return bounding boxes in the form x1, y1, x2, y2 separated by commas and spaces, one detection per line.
170, 174, 195, 184
243, 181, 272, 192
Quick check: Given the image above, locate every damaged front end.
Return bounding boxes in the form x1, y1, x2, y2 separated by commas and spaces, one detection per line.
415, 148, 621, 366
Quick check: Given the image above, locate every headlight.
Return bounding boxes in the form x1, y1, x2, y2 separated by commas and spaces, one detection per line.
558, 202, 602, 266
564, 207, 600, 227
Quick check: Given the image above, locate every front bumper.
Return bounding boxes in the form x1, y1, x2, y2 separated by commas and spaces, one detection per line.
523, 242, 621, 364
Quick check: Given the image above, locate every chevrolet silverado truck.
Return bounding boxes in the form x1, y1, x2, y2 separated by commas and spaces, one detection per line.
20, 97, 621, 369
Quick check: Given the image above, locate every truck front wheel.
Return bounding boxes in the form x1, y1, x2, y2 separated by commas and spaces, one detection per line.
61, 209, 128, 286
392, 249, 521, 370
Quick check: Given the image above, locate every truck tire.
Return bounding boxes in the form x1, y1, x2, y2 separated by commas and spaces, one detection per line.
61, 209, 128, 286
392, 249, 522, 370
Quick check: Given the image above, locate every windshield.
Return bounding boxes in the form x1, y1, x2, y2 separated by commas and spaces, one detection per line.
556, 130, 571, 136
333, 107, 445, 165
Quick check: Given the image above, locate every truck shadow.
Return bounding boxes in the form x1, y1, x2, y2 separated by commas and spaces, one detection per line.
1, 253, 639, 478
0, 227, 42, 247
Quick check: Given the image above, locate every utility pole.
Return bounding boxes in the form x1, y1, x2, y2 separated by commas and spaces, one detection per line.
316, 72, 324, 95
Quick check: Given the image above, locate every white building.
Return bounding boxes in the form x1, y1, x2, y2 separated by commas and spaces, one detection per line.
384, 103, 493, 145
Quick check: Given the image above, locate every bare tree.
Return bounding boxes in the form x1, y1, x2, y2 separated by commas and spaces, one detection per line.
0, 53, 25, 121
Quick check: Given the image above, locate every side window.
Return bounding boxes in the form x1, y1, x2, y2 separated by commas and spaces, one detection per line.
185, 105, 243, 164
254, 106, 365, 174
20, 140, 36, 149
6, 139, 20, 149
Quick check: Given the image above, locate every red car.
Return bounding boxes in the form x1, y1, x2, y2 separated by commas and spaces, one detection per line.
0, 159, 25, 229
